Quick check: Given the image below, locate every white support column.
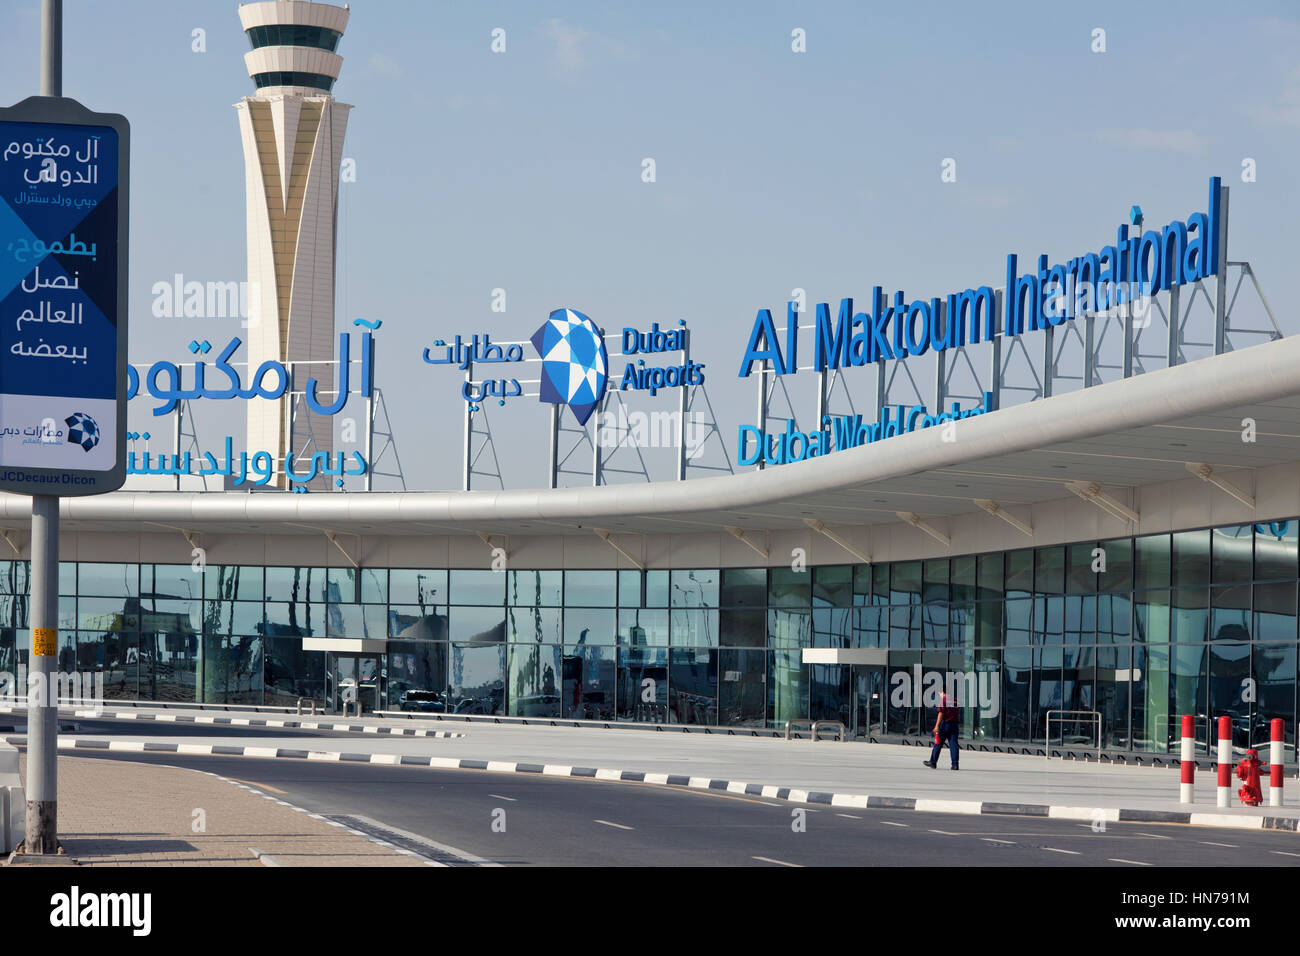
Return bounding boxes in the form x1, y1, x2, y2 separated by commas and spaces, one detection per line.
896, 512, 950, 548
973, 499, 1033, 537
593, 528, 643, 569
724, 525, 769, 560
803, 518, 871, 565
1064, 481, 1139, 524
1185, 463, 1254, 509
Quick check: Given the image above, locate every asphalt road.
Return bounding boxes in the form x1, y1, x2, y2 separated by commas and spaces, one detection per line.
0, 718, 369, 739
57, 749, 1300, 867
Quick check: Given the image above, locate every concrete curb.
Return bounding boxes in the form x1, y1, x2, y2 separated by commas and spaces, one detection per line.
0, 706, 464, 738
11, 734, 1299, 835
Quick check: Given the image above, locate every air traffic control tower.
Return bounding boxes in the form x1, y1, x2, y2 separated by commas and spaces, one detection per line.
235, 0, 351, 487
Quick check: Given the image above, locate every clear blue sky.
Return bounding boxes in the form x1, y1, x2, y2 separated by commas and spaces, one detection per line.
2, 1, 1296, 490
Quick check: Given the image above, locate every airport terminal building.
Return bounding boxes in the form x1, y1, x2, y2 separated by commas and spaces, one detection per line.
2, 290, 1300, 762
0, 3, 1295, 762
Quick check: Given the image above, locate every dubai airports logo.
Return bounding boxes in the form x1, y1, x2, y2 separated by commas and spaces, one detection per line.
64, 412, 100, 452
530, 308, 608, 425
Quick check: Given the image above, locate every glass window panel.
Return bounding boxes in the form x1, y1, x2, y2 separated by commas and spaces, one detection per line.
1064, 595, 1095, 645
265, 567, 326, 603
951, 555, 975, 592
891, 561, 922, 601
853, 564, 873, 605
204, 565, 263, 602
872, 564, 890, 604
619, 608, 668, 646
977, 553, 1004, 598
920, 602, 949, 648
808, 662, 850, 725
1001, 646, 1032, 742
1209, 641, 1251, 733
618, 570, 642, 607
1034, 547, 1065, 595
506, 606, 562, 643
671, 608, 718, 647
78, 596, 137, 632
854, 605, 886, 648
670, 569, 718, 609
326, 604, 366, 639
921, 559, 948, 604
101, 632, 137, 700
768, 567, 810, 607
1253, 642, 1296, 761
1170, 588, 1209, 643
1066, 543, 1099, 594
813, 565, 853, 607
720, 608, 765, 647
645, 570, 669, 607
617, 646, 668, 722
451, 569, 504, 606
1099, 538, 1134, 592
1135, 590, 1171, 645
263, 636, 326, 707
507, 643, 562, 717
1255, 521, 1298, 581
147, 564, 198, 600
449, 644, 505, 715
1135, 534, 1171, 590
384, 639, 447, 707
770, 608, 811, 651
768, 646, 807, 727
564, 607, 617, 646
812, 607, 852, 648
1004, 550, 1033, 595
388, 569, 447, 607
148, 598, 201, 635
1004, 598, 1032, 646
57, 562, 74, 595
670, 647, 718, 725
888, 605, 917, 649
387, 605, 448, 641
360, 568, 387, 604
721, 567, 765, 608
509, 570, 562, 607
719, 648, 766, 727
448, 607, 505, 645
0, 561, 28, 595
563, 644, 615, 720
1171, 530, 1210, 589
1211, 525, 1254, 584
140, 627, 199, 703
1033, 595, 1064, 644
79, 563, 138, 597
205, 600, 266, 637
263, 602, 317, 638
1210, 585, 1250, 642
1253, 582, 1296, 642
326, 567, 360, 604
564, 570, 616, 607
1097, 594, 1132, 643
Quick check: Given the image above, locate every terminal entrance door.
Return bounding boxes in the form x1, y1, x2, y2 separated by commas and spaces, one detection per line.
851, 665, 886, 738
331, 654, 383, 713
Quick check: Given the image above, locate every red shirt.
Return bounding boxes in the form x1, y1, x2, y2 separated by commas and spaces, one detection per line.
939, 705, 959, 723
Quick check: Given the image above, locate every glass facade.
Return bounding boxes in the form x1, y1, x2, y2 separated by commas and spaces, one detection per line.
245, 24, 342, 52
251, 71, 336, 92
0, 520, 1295, 759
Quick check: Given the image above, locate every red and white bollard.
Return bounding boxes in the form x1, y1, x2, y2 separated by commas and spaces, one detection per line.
1217, 715, 1232, 808
1179, 714, 1195, 804
1270, 718, 1284, 807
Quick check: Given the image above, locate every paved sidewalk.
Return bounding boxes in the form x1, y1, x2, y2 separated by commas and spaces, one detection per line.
13, 754, 424, 867
16, 714, 1300, 826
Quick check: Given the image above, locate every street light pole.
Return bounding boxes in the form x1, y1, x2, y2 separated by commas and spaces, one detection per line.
25, 0, 64, 857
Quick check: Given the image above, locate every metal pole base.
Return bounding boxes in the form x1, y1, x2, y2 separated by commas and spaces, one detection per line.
24, 801, 57, 854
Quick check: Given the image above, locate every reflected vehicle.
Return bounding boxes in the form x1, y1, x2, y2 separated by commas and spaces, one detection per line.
399, 689, 447, 713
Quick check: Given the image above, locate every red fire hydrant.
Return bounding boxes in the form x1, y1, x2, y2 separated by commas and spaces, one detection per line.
1236, 749, 1267, 807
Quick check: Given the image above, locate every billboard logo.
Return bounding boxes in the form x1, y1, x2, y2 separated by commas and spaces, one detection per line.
64, 412, 100, 452
531, 308, 608, 426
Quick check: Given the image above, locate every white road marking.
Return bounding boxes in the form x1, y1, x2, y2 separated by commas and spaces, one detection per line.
982, 838, 1015, 844
836, 813, 862, 819
881, 821, 909, 828
1043, 847, 1081, 855
1109, 858, 1152, 866
752, 856, 802, 867
1271, 850, 1300, 858
488, 794, 517, 802
1137, 833, 1171, 840
1200, 841, 1236, 848
929, 829, 962, 835
594, 819, 633, 830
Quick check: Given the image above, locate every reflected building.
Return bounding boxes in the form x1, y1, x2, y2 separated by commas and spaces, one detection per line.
234, 0, 352, 486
